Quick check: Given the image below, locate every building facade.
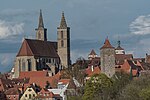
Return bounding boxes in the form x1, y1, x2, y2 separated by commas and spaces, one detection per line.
13, 10, 71, 78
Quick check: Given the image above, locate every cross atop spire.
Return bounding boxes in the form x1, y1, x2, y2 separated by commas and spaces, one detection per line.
59, 11, 67, 29
38, 9, 44, 28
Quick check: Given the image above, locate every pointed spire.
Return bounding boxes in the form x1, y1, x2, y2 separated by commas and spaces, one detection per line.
89, 49, 97, 55
100, 37, 114, 49
59, 11, 67, 29
38, 9, 44, 28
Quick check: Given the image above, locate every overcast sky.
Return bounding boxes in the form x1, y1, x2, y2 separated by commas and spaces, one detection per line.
0, 0, 150, 72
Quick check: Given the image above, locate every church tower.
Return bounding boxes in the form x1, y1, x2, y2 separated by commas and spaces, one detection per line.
35, 10, 47, 41
57, 12, 71, 68
100, 37, 115, 78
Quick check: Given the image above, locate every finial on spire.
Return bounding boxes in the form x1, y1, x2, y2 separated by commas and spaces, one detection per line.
59, 11, 67, 29
38, 9, 44, 28
118, 40, 120, 47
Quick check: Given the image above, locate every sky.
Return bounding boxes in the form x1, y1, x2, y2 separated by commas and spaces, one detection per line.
0, 0, 150, 72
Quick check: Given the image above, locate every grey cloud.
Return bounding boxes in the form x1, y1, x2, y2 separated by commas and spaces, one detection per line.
130, 15, 150, 35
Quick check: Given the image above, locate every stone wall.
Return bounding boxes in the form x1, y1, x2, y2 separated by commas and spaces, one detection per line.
100, 48, 115, 78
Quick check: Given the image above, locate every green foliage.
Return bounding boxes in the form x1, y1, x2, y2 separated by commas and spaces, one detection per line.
82, 74, 112, 100
109, 71, 130, 99
139, 87, 150, 100
67, 96, 82, 100
118, 73, 150, 100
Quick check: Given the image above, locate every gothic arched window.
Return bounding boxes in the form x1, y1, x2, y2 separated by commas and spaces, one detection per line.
27, 59, 31, 71
18, 59, 21, 71
61, 40, 64, 47
61, 31, 63, 39
22, 59, 25, 71
38, 32, 41, 39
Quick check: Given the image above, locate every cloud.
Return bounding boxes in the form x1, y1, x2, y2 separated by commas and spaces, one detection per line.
130, 15, 150, 35
0, 53, 15, 66
0, 9, 38, 18
0, 20, 24, 39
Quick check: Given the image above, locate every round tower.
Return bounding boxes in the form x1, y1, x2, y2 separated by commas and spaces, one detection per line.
100, 37, 115, 78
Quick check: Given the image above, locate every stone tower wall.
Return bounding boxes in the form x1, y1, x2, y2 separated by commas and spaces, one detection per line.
14, 56, 37, 78
100, 48, 115, 78
57, 28, 70, 68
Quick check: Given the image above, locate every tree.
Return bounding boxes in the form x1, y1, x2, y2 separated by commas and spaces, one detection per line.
109, 71, 130, 99
139, 87, 150, 100
118, 73, 150, 100
82, 74, 113, 100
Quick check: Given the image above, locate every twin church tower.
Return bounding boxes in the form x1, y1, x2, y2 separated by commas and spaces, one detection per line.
14, 10, 70, 78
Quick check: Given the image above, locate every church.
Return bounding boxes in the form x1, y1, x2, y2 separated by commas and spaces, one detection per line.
13, 10, 71, 78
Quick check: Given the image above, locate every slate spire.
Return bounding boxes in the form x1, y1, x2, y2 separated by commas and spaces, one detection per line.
59, 11, 67, 29
38, 9, 44, 28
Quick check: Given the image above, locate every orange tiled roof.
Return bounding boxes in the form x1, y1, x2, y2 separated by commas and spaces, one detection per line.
58, 79, 70, 85
19, 71, 48, 78
85, 66, 101, 77
29, 77, 58, 88
100, 38, 114, 49
115, 54, 133, 65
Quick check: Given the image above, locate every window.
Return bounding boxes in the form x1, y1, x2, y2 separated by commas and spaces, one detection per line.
29, 94, 31, 99
61, 31, 63, 38
33, 94, 35, 97
49, 59, 51, 63
28, 89, 32, 92
8, 96, 10, 99
18, 59, 21, 71
38, 32, 41, 39
25, 94, 27, 97
22, 59, 25, 71
61, 40, 64, 47
27, 59, 32, 71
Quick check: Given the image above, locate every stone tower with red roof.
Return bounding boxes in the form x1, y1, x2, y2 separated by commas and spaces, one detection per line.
100, 37, 115, 78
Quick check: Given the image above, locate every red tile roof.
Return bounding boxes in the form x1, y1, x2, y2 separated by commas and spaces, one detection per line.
58, 79, 70, 85
5, 88, 20, 95
100, 38, 114, 49
85, 66, 101, 77
29, 77, 57, 88
115, 54, 133, 65
19, 71, 48, 78
17, 39, 59, 58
